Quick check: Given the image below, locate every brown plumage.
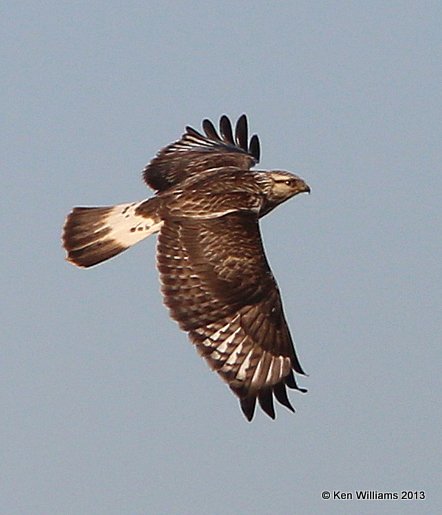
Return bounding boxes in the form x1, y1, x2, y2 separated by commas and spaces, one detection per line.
62, 115, 310, 421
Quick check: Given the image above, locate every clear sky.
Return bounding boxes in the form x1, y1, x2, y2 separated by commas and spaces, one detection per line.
2, 2, 441, 514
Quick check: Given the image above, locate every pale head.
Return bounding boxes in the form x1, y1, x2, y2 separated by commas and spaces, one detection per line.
267, 170, 310, 199
254, 170, 310, 216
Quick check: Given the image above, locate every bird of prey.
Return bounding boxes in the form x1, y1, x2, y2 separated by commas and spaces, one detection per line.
62, 114, 310, 421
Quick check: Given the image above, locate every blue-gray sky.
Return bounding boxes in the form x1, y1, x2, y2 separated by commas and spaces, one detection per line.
3, 2, 441, 514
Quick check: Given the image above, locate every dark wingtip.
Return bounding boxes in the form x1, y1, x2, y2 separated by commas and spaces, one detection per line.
285, 370, 308, 393
219, 115, 234, 144
235, 114, 248, 151
238, 373, 305, 421
249, 134, 260, 162
194, 114, 259, 163
273, 383, 295, 413
240, 396, 256, 422
202, 119, 220, 140
258, 389, 276, 419
185, 125, 204, 138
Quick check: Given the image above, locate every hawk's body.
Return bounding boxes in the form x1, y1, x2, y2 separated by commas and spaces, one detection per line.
63, 115, 310, 421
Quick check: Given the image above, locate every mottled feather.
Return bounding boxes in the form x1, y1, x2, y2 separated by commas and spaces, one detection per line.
157, 212, 306, 421
143, 115, 260, 192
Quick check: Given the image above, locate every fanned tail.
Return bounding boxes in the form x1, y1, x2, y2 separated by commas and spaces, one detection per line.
62, 200, 162, 268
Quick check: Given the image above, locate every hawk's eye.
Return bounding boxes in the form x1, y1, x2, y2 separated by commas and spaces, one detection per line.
285, 179, 293, 186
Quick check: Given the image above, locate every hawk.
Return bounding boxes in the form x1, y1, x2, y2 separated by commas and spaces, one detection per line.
62, 115, 310, 421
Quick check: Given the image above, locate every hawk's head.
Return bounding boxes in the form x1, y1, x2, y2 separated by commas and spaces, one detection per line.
269, 170, 310, 197
258, 170, 310, 216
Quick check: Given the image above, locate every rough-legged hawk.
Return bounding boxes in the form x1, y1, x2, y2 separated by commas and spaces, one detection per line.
62, 115, 310, 421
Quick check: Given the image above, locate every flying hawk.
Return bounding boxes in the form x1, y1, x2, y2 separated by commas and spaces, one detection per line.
62, 115, 310, 421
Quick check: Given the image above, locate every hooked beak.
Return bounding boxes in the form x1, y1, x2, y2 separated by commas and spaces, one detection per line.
298, 179, 311, 194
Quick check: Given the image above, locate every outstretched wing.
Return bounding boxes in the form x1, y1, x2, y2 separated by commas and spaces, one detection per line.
157, 211, 306, 421
143, 114, 260, 192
